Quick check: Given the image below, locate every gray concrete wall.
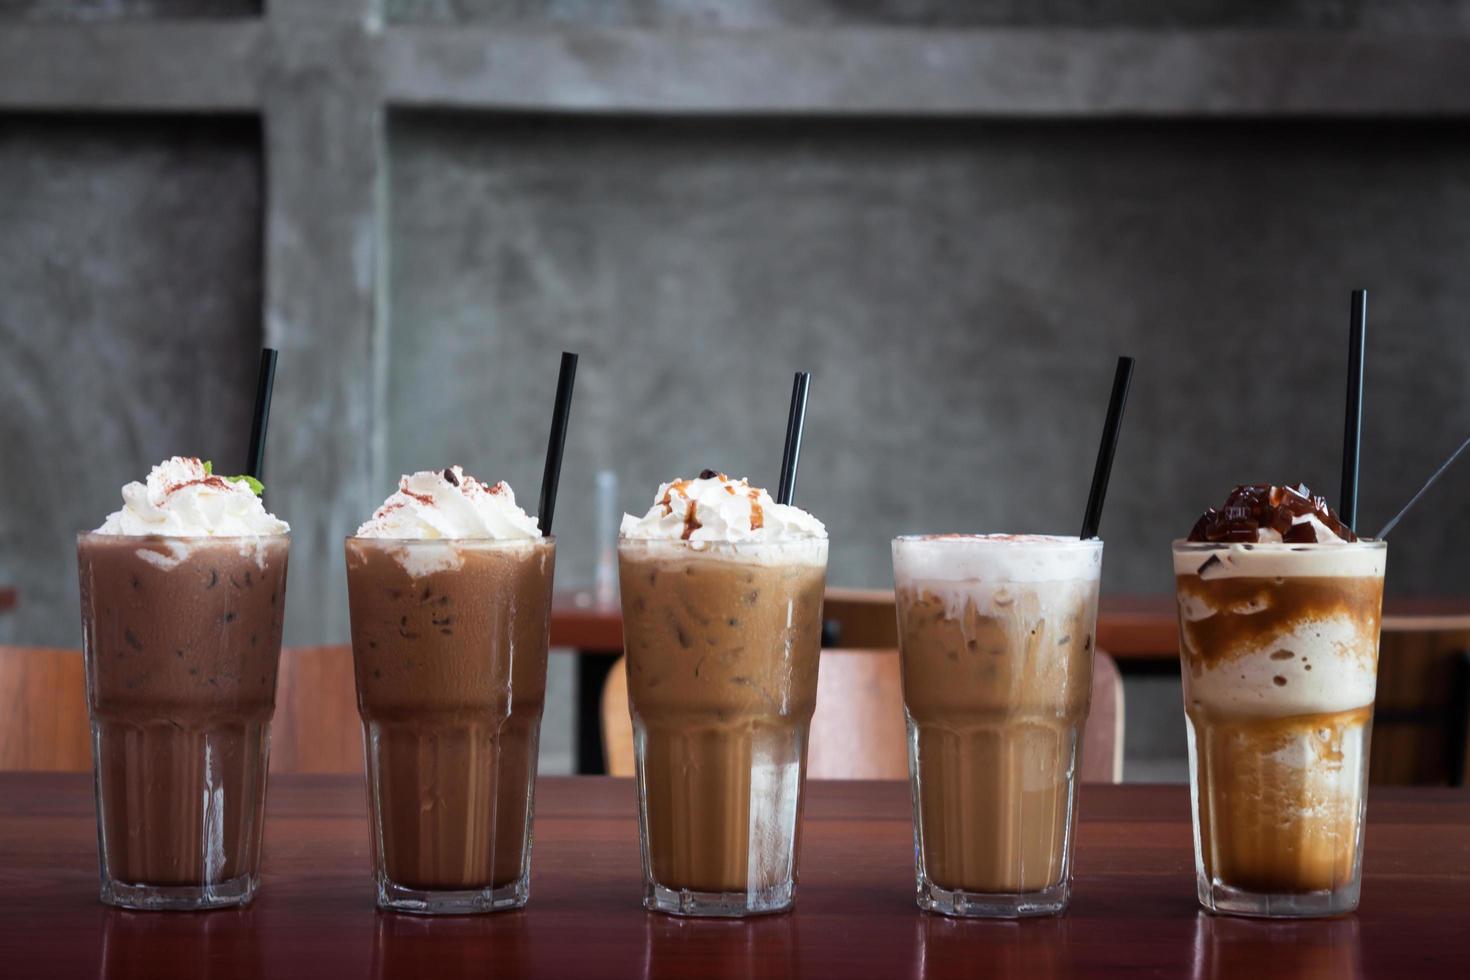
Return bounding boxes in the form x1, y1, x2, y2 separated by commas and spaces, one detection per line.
0, 116, 263, 645
388, 115, 1470, 601
387, 0, 1470, 31
5, 3, 1470, 779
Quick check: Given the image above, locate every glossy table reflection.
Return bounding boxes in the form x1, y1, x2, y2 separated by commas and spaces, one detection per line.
1, 774, 1467, 979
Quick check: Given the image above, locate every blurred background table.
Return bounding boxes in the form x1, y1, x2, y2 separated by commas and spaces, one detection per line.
552, 592, 1470, 780
1, 773, 1466, 979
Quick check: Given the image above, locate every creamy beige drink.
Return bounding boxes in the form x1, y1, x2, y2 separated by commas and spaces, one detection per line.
1176, 484, 1385, 917
78, 457, 290, 910
619, 471, 828, 916
894, 534, 1102, 917
347, 467, 553, 914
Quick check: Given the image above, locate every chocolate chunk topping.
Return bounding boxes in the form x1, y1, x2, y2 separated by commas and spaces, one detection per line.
699, 469, 719, 480
442, 468, 459, 486
1187, 483, 1356, 543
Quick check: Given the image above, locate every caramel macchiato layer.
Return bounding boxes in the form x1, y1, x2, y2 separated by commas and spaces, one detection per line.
1176, 573, 1382, 718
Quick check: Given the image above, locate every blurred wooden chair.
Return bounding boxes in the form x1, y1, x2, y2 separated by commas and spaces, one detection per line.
601, 649, 1126, 783
0, 644, 363, 774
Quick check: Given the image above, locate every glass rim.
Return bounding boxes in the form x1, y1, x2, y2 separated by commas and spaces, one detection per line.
345, 534, 554, 546
1172, 538, 1385, 550
893, 533, 1103, 549
617, 535, 827, 551
77, 530, 290, 543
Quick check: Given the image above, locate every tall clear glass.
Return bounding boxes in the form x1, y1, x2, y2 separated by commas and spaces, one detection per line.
618, 537, 828, 917
77, 532, 290, 910
893, 534, 1103, 917
345, 536, 555, 914
1174, 540, 1386, 917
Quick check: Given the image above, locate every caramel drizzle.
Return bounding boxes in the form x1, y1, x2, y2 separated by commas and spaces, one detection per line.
681, 500, 701, 539
748, 488, 763, 530
659, 479, 693, 516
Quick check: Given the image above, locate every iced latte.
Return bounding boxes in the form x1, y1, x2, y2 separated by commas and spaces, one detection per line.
894, 534, 1102, 917
78, 457, 290, 910
346, 467, 554, 914
619, 471, 828, 916
1176, 484, 1385, 917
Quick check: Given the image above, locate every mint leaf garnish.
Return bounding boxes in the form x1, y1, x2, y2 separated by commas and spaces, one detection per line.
202, 460, 213, 475
226, 474, 264, 497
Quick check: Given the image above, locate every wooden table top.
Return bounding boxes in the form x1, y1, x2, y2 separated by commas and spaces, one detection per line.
2, 774, 1467, 979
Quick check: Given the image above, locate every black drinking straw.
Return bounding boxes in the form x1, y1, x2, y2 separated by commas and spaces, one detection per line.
537, 351, 579, 535
1079, 356, 1135, 540
1340, 289, 1368, 532
244, 348, 278, 481
776, 372, 811, 506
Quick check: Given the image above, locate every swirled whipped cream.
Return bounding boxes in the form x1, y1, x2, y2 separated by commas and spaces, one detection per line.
356, 467, 541, 540
620, 471, 826, 544
96, 456, 288, 537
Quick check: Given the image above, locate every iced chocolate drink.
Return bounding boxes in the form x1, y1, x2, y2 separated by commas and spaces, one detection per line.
619, 472, 828, 916
346, 467, 553, 914
893, 534, 1102, 917
77, 457, 290, 910
1176, 484, 1385, 917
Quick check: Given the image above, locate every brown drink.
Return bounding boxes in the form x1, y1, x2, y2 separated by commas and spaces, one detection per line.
346, 467, 553, 914
619, 473, 828, 916
894, 535, 1102, 917
78, 457, 290, 910
1177, 484, 1385, 917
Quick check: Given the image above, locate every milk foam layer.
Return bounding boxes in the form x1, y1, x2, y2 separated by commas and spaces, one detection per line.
1176, 543, 1385, 718
96, 456, 289, 538
620, 474, 826, 564
1173, 542, 1386, 580
893, 535, 1102, 619
1180, 618, 1377, 716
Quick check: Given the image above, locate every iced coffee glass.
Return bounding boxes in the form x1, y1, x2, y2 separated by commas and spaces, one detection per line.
345, 535, 555, 914
894, 534, 1102, 917
1175, 539, 1385, 918
619, 537, 828, 917
78, 532, 290, 910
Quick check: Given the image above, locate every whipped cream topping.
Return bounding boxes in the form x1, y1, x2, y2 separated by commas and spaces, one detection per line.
619, 471, 826, 544
356, 467, 541, 540
96, 456, 288, 537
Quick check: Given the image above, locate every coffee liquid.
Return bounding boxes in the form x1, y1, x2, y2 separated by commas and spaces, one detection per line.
79, 534, 288, 891
619, 543, 825, 897
346, 538, 553, 895
898, 581, 1096, 894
